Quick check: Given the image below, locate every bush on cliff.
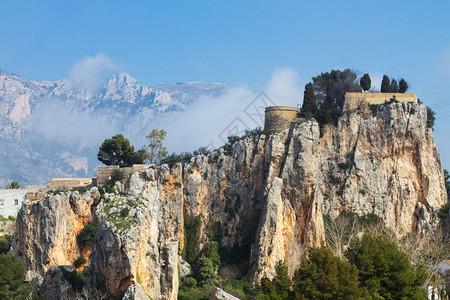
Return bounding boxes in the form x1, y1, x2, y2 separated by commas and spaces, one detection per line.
77, 221, 97, 247
0, 234, 12, 254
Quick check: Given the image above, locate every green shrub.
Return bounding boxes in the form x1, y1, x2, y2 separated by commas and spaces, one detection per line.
329, 174, 341, 185
345, 232, 428, 299
359, 189, 367, 196
0, 254, 33, 298
338, 161, 352, 170
74, 257, 87, 268
258, 261, 291, 299
71, 186, 87, 194
60, 266, 84, 291
369, 104, 378, 116
120, 207, 129, 218
427, 106, 436, 129
0, 234, 12, 254
292, 247, 360, 300
105, 187, 116, 194
196, 257, 216, 286
183, 212, 202, 265
77, 221, 97, 247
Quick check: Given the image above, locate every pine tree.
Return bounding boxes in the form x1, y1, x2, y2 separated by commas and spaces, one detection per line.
97, 134, 146, 167
381, 75, 391, 92
399, 78, 408, 93
345, 232, 428, 300
360, 73, 371, 92
0, 254, 33, 299
258, 261, 291, 300
390, 79, 399, 93
300, 82, 317, 119
292, 246, 360, 299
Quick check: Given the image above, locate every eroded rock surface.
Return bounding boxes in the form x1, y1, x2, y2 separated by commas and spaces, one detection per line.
13, 102, 447, 299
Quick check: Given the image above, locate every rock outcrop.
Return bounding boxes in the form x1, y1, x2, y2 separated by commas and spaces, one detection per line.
13, 101, 447, 299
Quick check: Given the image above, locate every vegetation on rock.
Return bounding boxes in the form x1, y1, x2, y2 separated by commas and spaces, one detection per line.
0, 234, 12, 254
381, 75, 391, 92
144, 129, 168, 165
345, 232, 428, 300
97, 134, 147, 167
6, 181, 21, 189
77, 221, 97, 247
0, 253, 33, 299
292, 247, 360, 299
399, 78, 408, 93
390, 78, 399, 93
360, 73, 371, 92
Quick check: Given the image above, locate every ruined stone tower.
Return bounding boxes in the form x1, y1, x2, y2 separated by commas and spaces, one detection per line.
264, 106, 298, 133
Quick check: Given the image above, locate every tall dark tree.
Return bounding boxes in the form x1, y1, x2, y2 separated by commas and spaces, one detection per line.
381, 75, 391, 92
360, 73, 371, 92
258, 261, 291, 300
299, 82, 317, 119
312, 69, 361, 108
97, 134, 146, 167
345, 232, 428, 300
292, 246, 360, 300
390, 79, 399, 93
399, 78, 408, 93
0, 254, 33, 299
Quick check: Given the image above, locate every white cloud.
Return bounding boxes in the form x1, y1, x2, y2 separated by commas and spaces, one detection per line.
68, 54, 118, 89
30, 98, 116, 146
142, 67, 304, 153
265, 67, 303, 106
369, 72, 383, 92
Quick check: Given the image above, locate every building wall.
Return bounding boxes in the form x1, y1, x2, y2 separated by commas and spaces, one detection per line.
95, 164, 152, 186
0, 189, 26, 217
46, 178, 92, 192
264, 106, 298, 133
344, 92, 418, 111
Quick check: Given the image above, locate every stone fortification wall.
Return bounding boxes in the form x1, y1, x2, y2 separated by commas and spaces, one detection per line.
95, 164, 152, 186
46, 178, 92, 192
344, 92, 418, 111
264, 106, 298, 133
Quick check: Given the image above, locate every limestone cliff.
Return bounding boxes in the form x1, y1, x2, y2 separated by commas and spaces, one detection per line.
13, 101, 447, 299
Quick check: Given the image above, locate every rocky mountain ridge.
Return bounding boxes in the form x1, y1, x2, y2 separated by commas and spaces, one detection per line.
12, 101, 447, 299
0, 70, 227, 186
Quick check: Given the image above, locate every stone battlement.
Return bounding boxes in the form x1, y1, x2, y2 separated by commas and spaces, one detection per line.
94, 164, 152, 186
344, 92, 418, 111
264, 106, 298, 133
46, 178, 92, 192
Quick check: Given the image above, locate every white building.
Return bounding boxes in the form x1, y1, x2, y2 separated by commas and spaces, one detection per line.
0, 188, 26, 218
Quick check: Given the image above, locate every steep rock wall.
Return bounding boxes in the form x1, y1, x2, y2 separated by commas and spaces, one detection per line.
13, 102, 447, 299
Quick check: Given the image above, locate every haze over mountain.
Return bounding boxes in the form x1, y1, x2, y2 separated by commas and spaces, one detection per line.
0, 70, 228, 186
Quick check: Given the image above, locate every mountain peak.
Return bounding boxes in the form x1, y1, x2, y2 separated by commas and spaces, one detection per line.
106, 73, 137, 86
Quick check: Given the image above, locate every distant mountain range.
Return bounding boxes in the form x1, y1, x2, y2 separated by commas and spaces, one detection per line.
0, 70, 227, 186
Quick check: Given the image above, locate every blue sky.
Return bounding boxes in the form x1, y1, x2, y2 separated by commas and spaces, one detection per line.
1, 0, 450, 167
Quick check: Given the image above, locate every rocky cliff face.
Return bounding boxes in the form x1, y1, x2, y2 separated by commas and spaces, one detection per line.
13, 101, 447, 299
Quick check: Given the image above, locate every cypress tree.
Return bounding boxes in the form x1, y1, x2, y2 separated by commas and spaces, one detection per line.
300, 82, 317, 118
360, 73, 371, 92
390, 79, 399, 93
381, 75, 390, 92
399, 78, 408, 93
